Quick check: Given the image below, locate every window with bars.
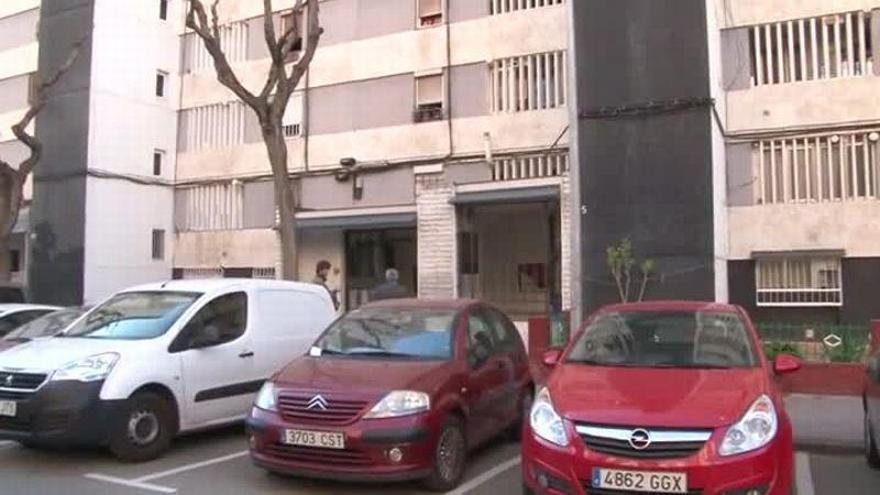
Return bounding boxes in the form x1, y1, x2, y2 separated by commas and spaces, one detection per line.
280, 11, 304, 62
183, 21, 249, 73
753, 130, 880, 205
283, 93, 304, 137
492, 152, 569, 181
180, 101, 247, 152
417, 0, 443, 28
176, 182, 244, 232
490, 0, 565, 15
490, 51, 567, 113
414, 73, 445, 122
748, 11, 874, 87
756, 256, 842, 307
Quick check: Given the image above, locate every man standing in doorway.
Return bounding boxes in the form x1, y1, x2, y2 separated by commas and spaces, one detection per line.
313, 260, 340, 310
370, 268, 409, 301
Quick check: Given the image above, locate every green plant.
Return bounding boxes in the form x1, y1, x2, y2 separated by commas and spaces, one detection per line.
607, 239, 655, 303
824, 335, 868, 363
762, 341, 802, 361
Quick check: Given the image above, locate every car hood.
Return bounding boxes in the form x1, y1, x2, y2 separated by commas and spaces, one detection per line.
274, 356, 456, 399
549, 364, 771, 429
0, 337, 146, 373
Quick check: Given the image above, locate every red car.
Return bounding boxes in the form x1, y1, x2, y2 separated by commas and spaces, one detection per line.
522, 301, 800, 495
247, 299, 533, 491
865, 342, 880, 469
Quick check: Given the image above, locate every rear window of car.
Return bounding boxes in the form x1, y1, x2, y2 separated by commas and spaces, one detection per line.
565, 310, 758, 369
312, 307, 457, 360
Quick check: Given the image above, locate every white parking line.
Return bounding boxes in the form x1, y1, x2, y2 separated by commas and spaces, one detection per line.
84, 474, 177, 494
795, 452, 815, 495
446, 456, 520, 495
134, 450, 249, 482
0, 441, 15, 449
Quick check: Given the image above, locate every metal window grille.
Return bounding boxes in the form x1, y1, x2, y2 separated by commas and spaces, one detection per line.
490, 0, 565, 16
184, 21, 249, 73
492, 152, 569, 181
756, 257, 843, 307
181, 101, 247, 152
177, 182, 244, 232
490, 51, 567, 113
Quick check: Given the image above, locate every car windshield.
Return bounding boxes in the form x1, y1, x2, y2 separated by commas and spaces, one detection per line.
566, 310, 757, 369
313, 307, 457, 360
63, 291, 201, 340
2, 308, 85, 342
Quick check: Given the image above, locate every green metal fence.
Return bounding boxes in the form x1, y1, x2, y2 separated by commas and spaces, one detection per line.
755, 322, 871, 363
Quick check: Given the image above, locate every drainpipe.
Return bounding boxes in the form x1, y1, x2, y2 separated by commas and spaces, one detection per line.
444, 0, 453, 161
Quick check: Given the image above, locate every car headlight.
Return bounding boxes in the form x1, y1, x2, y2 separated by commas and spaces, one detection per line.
719, 394, 778, 456
364, 391, 430, 419
530, 387, 569, 447
254, 382, 277, 412
50, 353, 119, 382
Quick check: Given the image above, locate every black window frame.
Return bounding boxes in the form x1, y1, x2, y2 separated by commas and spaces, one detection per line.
153, 150, 164, 176
159, 0, 169, 20
151, 229, 165, 260
155, 71, 167, 97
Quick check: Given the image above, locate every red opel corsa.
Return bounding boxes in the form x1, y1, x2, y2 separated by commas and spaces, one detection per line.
247, 299, 533, 491
522, 301, 800, 495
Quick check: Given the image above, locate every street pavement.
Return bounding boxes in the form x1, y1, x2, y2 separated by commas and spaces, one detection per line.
0, 394, 876, 494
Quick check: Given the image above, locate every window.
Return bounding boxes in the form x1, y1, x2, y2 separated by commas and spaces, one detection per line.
152, 229, 165, 260
491, 51, 567, 113
27, 72, 38, 103
175, 182, 244, 231
467, 314, 497, 367
177, 292, 248, 349
484, 308, 521, 351
458, 232, 479, 275
9, 250, 20, 273
493, 151, 569, 181
756, 256, 843, 306
180, 101, 247, 152
155, 70, 167, 97
417, 0, 443, 28
490, 0, 565, 15
414, 73, 444, 123
753, 130, 880, 205
280, 11, 304, 62
153, 150, 164, 176
65, 292, 201, 340
0, 310, 55, 337
183, 22, 249, 73
159, 0, 169, 20
748, 11, 873, 87
282, 93, 303, 137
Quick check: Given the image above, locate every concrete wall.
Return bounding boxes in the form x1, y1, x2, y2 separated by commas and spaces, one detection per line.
0, 7, 39, 52
175, 229, 279, 268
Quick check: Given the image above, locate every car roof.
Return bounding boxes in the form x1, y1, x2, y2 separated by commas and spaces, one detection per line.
361, 298, 480, 311
121, 278, 329, 297
595, 300, 741, 315
0, 303, 62, 313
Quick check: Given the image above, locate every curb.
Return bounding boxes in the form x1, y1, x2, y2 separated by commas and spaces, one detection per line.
794, 440, 863, 456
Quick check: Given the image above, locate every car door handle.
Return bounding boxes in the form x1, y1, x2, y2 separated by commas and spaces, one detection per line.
238, 351, 254, 358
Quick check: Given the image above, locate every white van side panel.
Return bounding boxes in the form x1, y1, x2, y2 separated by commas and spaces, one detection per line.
99, 353, 183, 404
253, 289, 335, 378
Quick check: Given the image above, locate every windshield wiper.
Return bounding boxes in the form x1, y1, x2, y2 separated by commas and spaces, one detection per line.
344, 350, 419, 359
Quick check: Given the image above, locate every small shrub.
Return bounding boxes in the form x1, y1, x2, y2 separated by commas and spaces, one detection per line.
762, 341, 802, 361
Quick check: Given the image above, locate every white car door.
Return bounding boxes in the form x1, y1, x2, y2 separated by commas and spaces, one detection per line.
171, 290, 261, 427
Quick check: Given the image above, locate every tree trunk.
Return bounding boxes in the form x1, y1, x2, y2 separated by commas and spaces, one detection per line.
0, 173, 22, 283
263, 124, 298, 281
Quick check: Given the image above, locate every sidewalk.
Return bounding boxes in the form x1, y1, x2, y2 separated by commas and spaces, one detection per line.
785, 394, 864, 454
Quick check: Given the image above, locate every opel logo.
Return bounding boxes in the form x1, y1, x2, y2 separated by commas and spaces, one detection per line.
628, 428, 652, 451
2, 375, 13, 387
306, 394, 328, 411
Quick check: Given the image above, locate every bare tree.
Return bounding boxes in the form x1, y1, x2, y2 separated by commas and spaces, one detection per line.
187, 0, 322, 280
0, 38, 87, 282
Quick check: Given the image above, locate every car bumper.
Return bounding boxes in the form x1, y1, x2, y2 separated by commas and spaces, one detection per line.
521, 423, 793, 495
246, 407, 438, 482
0, 380, 125, 445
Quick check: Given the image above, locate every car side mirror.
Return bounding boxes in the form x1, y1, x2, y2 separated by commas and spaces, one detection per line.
774, 353, 801, 375
542, 349, 563, 368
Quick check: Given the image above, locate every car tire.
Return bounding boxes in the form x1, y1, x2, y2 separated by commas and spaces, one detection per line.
866, 412, 880, 469
423, 416, 467, 492
508, 387, 534, 442
522, 482, 535, 495
108, 392, 175, 462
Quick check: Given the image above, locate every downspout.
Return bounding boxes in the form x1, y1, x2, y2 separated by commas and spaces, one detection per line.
444, 0, 453, 161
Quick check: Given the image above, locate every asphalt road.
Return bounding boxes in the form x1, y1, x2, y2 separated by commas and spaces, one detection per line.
0, 428, 877, 495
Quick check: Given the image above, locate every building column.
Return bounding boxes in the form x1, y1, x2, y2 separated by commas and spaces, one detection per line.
416, 172, 457, 299
560, 175, 573, 311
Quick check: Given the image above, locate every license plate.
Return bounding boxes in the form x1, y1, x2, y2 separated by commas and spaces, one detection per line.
0, 400, 16, 418
593, 468, 687, 494
283, 429, 345, 450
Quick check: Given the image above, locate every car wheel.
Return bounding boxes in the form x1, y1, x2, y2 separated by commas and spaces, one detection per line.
522, 481, 535, 495
423, 416, 467, 492
109, 392, 174, 462
508, 387, 534, 441
866, 412, 880, 469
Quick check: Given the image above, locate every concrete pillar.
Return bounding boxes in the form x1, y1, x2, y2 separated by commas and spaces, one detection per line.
416, 173, 457, 299
559, 175, 573, 311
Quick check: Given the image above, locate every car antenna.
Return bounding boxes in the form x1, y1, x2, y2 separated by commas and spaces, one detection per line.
160, 280, 172, 288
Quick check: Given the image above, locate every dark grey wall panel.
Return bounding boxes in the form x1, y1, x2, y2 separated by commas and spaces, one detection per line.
352, 74, 413, 130
573, 0, 716, 313
320, 0, 356, 47
308, 82, 354, 135
446, 162, 492, 184
299, 166, 414, 211
29, 0, 95, 305
0, 8, 39, 51
450, 0, 489, 23
0, 74, 31, 114
451, 63, 488, 119
356, 0, 414, 40
243, 180, 276, 228
727, 143, 754, 206
722, 28, 751, 91
246, 17, 270, 60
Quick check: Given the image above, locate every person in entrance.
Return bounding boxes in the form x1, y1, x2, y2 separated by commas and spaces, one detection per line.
312, 260, 340, 310
370, 268, 409, 301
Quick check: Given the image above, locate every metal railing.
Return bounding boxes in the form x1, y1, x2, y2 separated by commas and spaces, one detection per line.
756, 322, 870, 363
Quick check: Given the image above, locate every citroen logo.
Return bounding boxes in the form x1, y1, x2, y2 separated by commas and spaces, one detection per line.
306, 394, 328, 410
628, 428, 652, 451
2, 375, 13, 387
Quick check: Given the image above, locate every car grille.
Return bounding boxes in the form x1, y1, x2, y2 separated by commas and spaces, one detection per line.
263, 443, 371, 467
0, 390, 32, 401
0, 371, 47, 391
276, 393, 369, 425
0, 416, 31, 432
584, 487, 702, 495
576, 424, 712, 460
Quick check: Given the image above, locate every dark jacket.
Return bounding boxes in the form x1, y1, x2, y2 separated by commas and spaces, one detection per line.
370, 281, 409, 301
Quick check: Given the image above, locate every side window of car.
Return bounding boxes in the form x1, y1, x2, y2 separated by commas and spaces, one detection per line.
467, 313, 497, 368
484, 308, 521, 353
180, 292, 248, 350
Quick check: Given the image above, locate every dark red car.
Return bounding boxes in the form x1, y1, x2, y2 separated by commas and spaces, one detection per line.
246, 299, 533, 491
865, 342, 880, 469
522, 301, 800, 495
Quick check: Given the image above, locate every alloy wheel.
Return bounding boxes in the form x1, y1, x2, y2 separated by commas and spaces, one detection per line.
437, 425, 465, 483
127, 409, 160, 447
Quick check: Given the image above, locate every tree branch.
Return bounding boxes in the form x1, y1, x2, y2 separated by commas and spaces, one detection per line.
286, 0, 321, 87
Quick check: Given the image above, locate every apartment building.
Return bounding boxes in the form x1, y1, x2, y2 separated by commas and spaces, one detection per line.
0, 1, 41, 285
173, 0, 573, 323
716, 0, 880, 324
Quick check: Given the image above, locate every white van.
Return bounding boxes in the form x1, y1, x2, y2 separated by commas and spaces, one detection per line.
0, 279, 336, 461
